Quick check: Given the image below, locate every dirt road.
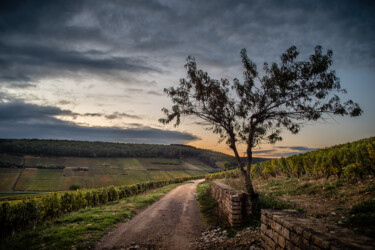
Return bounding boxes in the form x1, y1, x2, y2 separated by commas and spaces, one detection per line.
95, 179, 206, 249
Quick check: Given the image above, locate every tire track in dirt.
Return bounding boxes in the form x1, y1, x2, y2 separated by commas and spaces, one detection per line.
95, 179, 205, 249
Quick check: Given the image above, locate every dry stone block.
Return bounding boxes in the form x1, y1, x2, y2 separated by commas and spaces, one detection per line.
311, 233, 330, 249
281, 226, 290, 239
290, 231, 303, 246
261, 223, 267, 233
261, 209, 375, 250
210, 181, 254, 227
261, 214, 269, 225
278, 234, 286, 248
263, 234, 276, 249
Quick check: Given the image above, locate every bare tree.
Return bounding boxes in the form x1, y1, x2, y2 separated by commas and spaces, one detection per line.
159, 46, 362, 201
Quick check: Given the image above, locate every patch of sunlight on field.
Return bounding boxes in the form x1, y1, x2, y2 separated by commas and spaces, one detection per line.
107, 158, 144, 169
0, 168, 19, 190
184, 158, 213, 171
150, 171, 175, 180
15, 168, 37, 191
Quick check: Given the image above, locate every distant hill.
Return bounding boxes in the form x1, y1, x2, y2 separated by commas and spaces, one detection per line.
0, 155, 211, 191
0, 139, 270, 191
0, 139, 269, 169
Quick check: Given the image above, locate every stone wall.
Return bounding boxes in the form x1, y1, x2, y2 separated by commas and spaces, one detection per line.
210, 181, 252, 227
261, 209, 375, 250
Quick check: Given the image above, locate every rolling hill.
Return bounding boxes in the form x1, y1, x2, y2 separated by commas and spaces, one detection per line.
0, 139, 269, 191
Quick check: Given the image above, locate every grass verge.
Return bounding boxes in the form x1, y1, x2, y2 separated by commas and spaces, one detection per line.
196, 181, 218, 226
0, 183, 182, 250
343, 199, 375, 239
258, 193, 296, 211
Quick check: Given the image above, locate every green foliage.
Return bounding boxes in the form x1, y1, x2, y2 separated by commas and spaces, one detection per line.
69, 184, 80, 191
1, 183, 181, 249
258, 193, 295, 210
344, 199, 375, 239
196, 182, 218, 225
206, 137, 375, 180
0, 155, 216, 191
222, 178, 247, 193
160, 45, 362, 196
0, 175, 203, 238
350, 199, 375, 215
0, 139, 242, 169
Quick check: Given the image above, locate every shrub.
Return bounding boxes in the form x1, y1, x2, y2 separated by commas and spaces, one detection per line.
69, 184, 81, 190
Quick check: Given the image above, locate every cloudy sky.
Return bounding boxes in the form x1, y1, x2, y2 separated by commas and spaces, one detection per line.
0, 0, 374, 157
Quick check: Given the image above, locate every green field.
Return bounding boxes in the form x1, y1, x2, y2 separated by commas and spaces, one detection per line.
0, 168, 20, 191
0, 155, 213, 191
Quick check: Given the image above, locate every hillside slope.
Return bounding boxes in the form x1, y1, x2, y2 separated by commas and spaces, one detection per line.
207, 137, 375, 180
0, 156, 207, 191
0, 139, 267, 191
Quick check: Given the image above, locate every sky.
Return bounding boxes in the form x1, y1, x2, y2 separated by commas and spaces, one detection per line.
0, 0, 374, 158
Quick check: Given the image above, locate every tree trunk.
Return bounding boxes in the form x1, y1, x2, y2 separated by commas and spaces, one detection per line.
242, 172, 256, 199
242, 172, 258, 216
230, 138, 258, 216
244, 131, 259, 216
245, 135, 257, 199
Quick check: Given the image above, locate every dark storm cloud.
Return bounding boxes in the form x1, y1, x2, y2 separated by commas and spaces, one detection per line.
0, 0, 160, 87
80, 113, 102, 117
253, 149, 276, 154
0, 101, 75, 120
0, 101, 141, 121
83, 0, 375, 68
0, 101, 198, 144
74, 112, 141, 120
104, 112, 141, 120
0, 0, 373, 144
1, 0, 374, 88
0, 43, 155, 71
0, 42, 158, 86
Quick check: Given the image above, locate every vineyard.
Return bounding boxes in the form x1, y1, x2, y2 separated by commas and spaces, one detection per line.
0, 175, 203, 238
0, 139, 238, 168
206, 137, 375, 180
1, 137, 374, 242
0, 156, 211, 191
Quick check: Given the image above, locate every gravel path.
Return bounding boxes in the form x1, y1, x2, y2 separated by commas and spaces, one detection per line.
95, 179, 205, 250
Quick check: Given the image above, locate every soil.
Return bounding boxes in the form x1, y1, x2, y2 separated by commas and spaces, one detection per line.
95, 179, 206, 250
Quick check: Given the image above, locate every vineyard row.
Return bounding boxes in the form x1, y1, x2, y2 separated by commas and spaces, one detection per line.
0, 175, 203, 238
